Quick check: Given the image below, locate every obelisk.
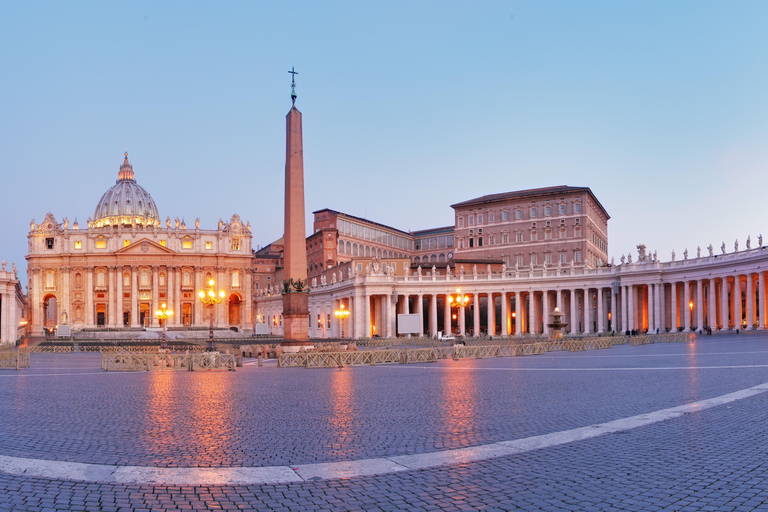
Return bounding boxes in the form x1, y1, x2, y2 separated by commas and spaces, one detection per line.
281, 68, 311, 350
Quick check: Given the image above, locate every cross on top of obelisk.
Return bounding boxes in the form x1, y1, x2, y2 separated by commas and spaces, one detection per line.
288, 66, 298, 105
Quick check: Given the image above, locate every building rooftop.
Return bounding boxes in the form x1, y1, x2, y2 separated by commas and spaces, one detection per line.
313, 208, 412, 237
450, 185, 610, 219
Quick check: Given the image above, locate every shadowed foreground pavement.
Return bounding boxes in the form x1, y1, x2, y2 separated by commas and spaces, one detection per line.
2, 334, 768, 511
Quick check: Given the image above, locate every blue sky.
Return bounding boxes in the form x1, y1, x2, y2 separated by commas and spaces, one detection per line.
2, 1, 768, 284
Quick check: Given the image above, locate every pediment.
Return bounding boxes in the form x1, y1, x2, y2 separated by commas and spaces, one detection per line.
115, 238, 176, 255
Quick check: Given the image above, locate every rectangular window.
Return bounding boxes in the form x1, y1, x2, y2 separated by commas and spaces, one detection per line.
447, 235, 454, 247
574, 203, 582, 214
74, 241, 82, 250
560, 253, 567, 264
438, 235, 446, 248
489, 234, 495, 245
477, 214, 483, 224
515, 210, 522, 220
516, 255, 524, 266
502, 211, 508, 221
559, 204, 566, 215
458, 217, 464, 227
544, 206, 552, 216
502, 233, 509, 244
545, 230, 552, 240
531, 254, 538, 265
531, 231, 538, 241
545, 253, 552, 264
96, 240, 106, 249
489, 213, 494, 223
530, 207, 537, 218
205, 241, 212, 250
478, 237, 483, 247
123, 240, 130, 247
574, 250, 581, 263
232, 239, 240, 251
468, 216, 475, 226
516, 232, 523, 242
469, 238, 474, 248
45, 238, 54, 249
182, 240, 192, 249
459, 238, 464, 249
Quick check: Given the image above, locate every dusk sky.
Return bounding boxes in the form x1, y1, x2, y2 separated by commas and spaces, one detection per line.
2, 2, 768, 284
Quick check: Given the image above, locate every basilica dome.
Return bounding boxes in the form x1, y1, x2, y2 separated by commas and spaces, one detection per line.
93, 153, 160, 228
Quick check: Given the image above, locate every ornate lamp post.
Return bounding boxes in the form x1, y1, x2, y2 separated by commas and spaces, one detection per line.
334, 303, 350, 339
446, 288, 469, 334
198, 279, 226, 352
155, 303, 174, 350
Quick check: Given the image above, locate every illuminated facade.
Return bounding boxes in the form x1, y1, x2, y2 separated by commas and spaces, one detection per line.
0, 262, 25, 345
26, 154, 253, 336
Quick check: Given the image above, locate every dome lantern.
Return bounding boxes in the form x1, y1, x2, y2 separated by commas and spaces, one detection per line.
93, 153, 160, 228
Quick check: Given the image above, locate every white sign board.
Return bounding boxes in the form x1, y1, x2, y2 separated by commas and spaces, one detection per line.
254, 323, 270, 335
398, 314, 421, 334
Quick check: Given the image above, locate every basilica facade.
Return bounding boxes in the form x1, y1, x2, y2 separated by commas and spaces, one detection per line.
26, 154, 253, 336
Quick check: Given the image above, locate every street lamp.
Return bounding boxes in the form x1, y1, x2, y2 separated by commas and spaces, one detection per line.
198, 278, 226, 352
334, 303, 350, 339
446, 288, 469, 334
155, 303, 174, 350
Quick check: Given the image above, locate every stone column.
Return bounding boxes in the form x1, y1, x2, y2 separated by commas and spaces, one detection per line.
115, 266, 123, 328
501, 292, 509, 336
194, 268, 204, 327
583, 288, 592, 333
107, 267, 115, 328
571, 289, 579, 334
597, 288, 605, 333
488, 293, 495, 337
86, 267, 94, 327
353, 293, 362, 339
721, 278, 729, 330
9, 287, 17, 343
746, 274, 754, 330
459, 302, 466, 336
430, 294, 438, 338
244, 269, 252, 330
610, 287, 617, 333
515, 292, 522, 336
735, 276, 743, 330
670, 282, 677, 331
646, 285, 653, 332
1, 289, 8, 344
384, 293, 393, 338
217, 267, 226, 328
657, 283, 665, 331
417, 293, 424, 337
363, 294, 371, 338
654, 283, 662, 332
707, 279, 716, 331
759, 272, 766, 330
62, 266, 71, 329
444, 294, 452, 335
628, 285, 635, 332
151, 266, 159, 328
130, 266, 138, 327
683, 282, 691, 332
472, 293, 480, 336
542, 290, 550, 335
174, 268, 181, 326
529, 291, 536, 334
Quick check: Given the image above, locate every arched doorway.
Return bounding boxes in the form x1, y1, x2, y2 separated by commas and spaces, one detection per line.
43, 295, 57, 334
229, 294, 241, 327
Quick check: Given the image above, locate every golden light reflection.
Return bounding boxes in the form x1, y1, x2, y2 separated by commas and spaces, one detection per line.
439, 365, 477, 436
328, 369, 355, 458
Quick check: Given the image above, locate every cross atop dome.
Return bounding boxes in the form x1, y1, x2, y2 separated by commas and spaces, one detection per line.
289, 66, 298, 105
118, 151, 135, 182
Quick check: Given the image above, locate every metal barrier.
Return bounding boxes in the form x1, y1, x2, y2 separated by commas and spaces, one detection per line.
0, 350, 30, 369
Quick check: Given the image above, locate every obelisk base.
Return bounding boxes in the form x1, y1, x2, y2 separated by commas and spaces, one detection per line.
280, 293, 313, 352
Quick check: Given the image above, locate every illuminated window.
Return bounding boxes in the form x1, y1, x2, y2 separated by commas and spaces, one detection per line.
182, 240, 192, 249
124, 240, 130, 247
232, 271, 240, 288
123, 273, 130, 287
232, 238, 240, 251
159, 273, 166, 286
159, 240, 166, 247
206, 241, 212, 250
74, 241, 82, 250
96, 239, 106, 249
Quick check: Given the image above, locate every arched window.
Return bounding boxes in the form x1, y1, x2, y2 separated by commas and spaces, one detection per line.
439, 254, 446, 263
353, 243, 358, 256
346, 241, 351, 254
365, 246, 371, 257
414, 256, 421, 263
338, 241, 345, 254
377, 248, 382, 258
46, 272, 54, 288
232, 271, 240, 288
430, 254, 437, 263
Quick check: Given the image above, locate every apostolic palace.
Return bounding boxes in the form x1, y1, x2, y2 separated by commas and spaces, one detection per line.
3, 106, 768, 345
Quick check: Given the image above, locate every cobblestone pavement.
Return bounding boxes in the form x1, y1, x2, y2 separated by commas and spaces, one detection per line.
2, 334, 768, 510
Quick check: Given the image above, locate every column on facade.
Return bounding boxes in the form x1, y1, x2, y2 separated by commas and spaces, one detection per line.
720, 278, 729, 330
385, 293, 394, 338
597, 288, 605, 333
217, 267, 226, 328
472, 293, 480, 337
86, 267, 94, 327
244, 269, 252, 330
627, 285, 635, 332
529, 290, 537, 335
657, 282, 664, 331
352, 293, 361, 339
488, 293, 495, 337
610, 286, 617, 333
429, 294, 438, 338
670, 282, 677, 331
683, 281, 691, 332
542, 290, 550, 335
106, 267, 114, 327
194, 268, 204, 327
363, 294, 371, 338
151, 266, 159, 328
9, 286, 17, 343
570, 289, 579, 334
746, 273, 754, 330
735, 276, 743, 329
1, 288, 8, 343
417, 294, 424, 337
583, 288, 592, 333
654, 282, 661, 332
695, 279, 703, 332
443, 294, 452, 336
514, 292, 522, 336
115, 266, 123, 328
459, 301, 466, 336
501, 292, 509, 336
645, 285, 653, 332
308, 302, 315, 338
759, 272, 765, 330
62, 266, 71, 329
173, 268, 181, 327
130, 267, 138, 326
707, 279, 716, 331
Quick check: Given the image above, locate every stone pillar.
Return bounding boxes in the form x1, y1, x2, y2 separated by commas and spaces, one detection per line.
150, 266, 159, 328
353, 293, 363, 339
62, 266, 71, 330
216, 267, 225, 328
657, 283, 665, 331
459, 302, 466, 336
583, 288, 592, 333
515, 292, 522, 336
488, 293, 495, 337
9, 287, 17, 343
683, 282, 691, 332
430, 294, 438, 338
542, 290, 550, 335
707, 279, 716, 331
571, 289, 579, 334
115, 266, 123, 328
86, 267, 94, 327
628, 285, 635, 332
444, 294, 452, 335
654, 283, 662, 332
759, 272, 766, 330
746, 274, 754, 330
363, 294, 371, 338
194, 268, 203, 327
670, 282, 677, 331
417, 293, 424, 337
174, 268, 181, 326
735, 276, 743, 330
501, 292, 509, 336
721, 278, 729, 330
610, 287, 617, 333
107, 267, 116, 328
472, 293, 480, 336
384, 293, 393, 338
597, 288, 605, 333
130, 267, 138, 327
646, 285, 653, 332
1, 290, 8, 343
244, 269, 252, 330
695, 279, 703, 332
528, 291, 536, 334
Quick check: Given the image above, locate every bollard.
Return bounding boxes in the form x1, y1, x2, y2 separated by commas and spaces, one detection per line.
258, 354, 263, 367
236, 354, 243, 367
